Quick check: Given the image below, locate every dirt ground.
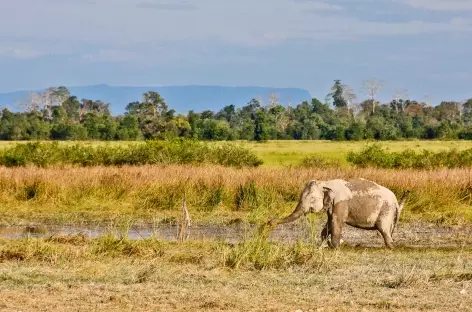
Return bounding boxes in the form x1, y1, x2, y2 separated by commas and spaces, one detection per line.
1, 222, 471, 312
1, 252, 471, 312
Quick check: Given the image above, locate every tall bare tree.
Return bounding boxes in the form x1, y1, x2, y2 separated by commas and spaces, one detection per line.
341, 84, 357, 113
255, 96, 265, 108
268, 92, 280, 108
423, 94, 431, 107
19, 86, 70, 120
361, 77, 384, 114
19, 91, 42, 113
351, 101, 363, 119
457, 99, 467, 121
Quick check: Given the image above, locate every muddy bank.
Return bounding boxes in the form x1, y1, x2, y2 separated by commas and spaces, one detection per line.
1, 221, 471, 248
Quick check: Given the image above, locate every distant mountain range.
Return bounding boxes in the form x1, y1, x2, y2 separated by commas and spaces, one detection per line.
0, 84, 313, 115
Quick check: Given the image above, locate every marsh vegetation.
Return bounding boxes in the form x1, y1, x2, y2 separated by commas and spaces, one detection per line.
1, 140, 471, 311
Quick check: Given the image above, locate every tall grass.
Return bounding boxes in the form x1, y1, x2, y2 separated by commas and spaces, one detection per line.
0, 139, 263, 168
0, 165, 471, 225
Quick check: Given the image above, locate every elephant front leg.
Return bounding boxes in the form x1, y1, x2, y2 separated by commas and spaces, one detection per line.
328, 214, 344, 248
321, 223, 345, 246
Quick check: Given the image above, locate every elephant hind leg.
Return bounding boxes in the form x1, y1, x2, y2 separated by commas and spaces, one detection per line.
320, 223, 328, 241
376, 204, 396, 249
377, 225, 394, 249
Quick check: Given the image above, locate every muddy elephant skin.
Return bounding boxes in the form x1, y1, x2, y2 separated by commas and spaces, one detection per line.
270, 178, 409, 248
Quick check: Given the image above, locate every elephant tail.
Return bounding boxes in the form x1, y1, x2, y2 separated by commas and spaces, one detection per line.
398, 190, 410, 212
392, 190, 410, 235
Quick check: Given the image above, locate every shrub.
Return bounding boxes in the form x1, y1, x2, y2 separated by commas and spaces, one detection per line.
0, 139, 263, 168
347, 143, 472, 169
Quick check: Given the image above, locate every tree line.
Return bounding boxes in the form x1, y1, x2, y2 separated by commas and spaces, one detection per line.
1, 82, 472, 141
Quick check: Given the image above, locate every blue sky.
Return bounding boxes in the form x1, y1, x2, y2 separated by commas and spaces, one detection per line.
0, 0, 471, 104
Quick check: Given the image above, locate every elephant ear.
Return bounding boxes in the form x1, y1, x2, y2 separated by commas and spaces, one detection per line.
306, 180, 318, 189
322, 187, 335, 211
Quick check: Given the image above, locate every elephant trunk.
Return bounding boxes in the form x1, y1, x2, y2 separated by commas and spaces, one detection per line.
276, 203, 305, 225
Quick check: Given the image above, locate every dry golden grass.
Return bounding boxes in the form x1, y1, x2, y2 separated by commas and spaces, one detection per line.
0, 164, 471, 225
0, 236, 471, 311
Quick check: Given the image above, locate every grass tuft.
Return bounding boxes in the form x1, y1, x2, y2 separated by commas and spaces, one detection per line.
220, 224, 334, 271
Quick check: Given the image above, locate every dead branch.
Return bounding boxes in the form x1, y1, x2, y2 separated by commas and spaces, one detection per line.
177, 191, 191, 242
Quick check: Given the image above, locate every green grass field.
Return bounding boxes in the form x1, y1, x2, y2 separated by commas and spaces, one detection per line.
240, 140, 472, 166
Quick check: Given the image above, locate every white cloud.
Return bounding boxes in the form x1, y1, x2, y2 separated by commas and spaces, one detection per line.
0, 40, 84, 59
0, 48, 44, 59
82, 49, 139, 62
136, 1, 198, 10
0, 43, 45, 59
1, 0, 471, 62
405, 0, 472, 11
292, 0, 343, 11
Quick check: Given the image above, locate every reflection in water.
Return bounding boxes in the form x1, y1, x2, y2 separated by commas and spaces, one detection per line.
0, 222, 470, 247
0, 224, 306, 244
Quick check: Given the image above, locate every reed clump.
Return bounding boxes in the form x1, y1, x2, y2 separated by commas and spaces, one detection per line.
219, 224, 335, 271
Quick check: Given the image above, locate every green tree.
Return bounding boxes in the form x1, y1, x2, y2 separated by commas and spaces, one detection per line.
345, 121, 366, 141
216, 104, 236, 122
463, 99, 472, 125
63, 96, 81, 122
198, 119, 231, 140
187, 110, 201, 138
117, 115, 142, 140
142, 91, 168, 118
254, 110, 269, 141
165, 116, 191, 138
26, 114, 51, 140
329, 80, 348, 108
51, 123, 87, 140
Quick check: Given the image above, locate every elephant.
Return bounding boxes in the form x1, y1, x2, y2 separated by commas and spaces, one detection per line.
268, 178, 410, 249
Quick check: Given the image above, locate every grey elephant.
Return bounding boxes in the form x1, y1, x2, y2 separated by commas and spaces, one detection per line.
269, 178, 409, 249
